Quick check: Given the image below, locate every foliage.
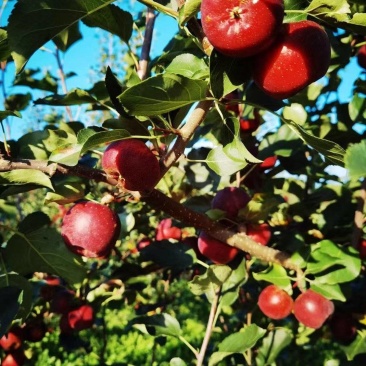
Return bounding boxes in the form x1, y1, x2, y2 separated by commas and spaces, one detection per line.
0, 0, 366, 365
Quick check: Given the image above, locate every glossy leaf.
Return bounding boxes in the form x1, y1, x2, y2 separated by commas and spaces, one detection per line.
118, 73, 209, 115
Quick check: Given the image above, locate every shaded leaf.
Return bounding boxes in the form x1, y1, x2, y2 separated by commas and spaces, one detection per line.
53, 22, 82, 52
3, 225, 86, 285
0, 286, 21, 338
0, 29, 11, 62
0, 110, 22, 121
7, 0, 116, 73
342, 331, 366, 361
34, 88, 100, 106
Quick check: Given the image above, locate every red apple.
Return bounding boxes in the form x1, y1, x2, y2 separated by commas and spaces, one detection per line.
357, 44, 366, 69
198, 231, 239, 264
253, 20, 331, 99
61, 201, 121, 258
246, 223, 272, 246
201, 0, 284, 58
223, 90, 241, 115
211, 187, 251, 219
102, 139, 161, 192
293, 289, 334, 329
258, 285, 293, 320
156, 218, 182, 241
1, 349, 27, 366
66, 304, 95, 331
329, 312, 357, 343
0, 327, 23, 351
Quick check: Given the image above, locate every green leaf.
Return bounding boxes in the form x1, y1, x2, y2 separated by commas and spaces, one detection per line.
306, 240, 361, 287
14, 69, 58, 93
189, 265, 232, 303
34, 88, 101, 106
342, 331, 366, 361
0, 29, 11, 62
0, 273, 33, 324
209, 50, 252, 99
132, 313, 181, 338
209, 325, 266, 366
310, 282, 346, 302
345, 140, 366, 180
18, 211, 50, 234
256, 328, 293, 365
49, 128, 130, 166
178, 0, 201, 25
166, 53, 209, 79
282, 117, 346, 166
140, 241, 196, 272
283, 103, 307, 126
3, 225, 86, 285
206, 138, 261, 176
83, 4, 133, 44
52, 22, 82, 52
253, 264, 292, 292
349, 94, 366, 122
0, 110, 22, 122
44, 179, 85, 205
240, 193, 283, 223
170, 358, 187, 366
7, 0, 116, 73
0, 286, 21, 338
118, 73, 209, 116
0, 170, 54, 190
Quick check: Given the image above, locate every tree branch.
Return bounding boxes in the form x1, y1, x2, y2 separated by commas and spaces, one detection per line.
351, 179, 366, 248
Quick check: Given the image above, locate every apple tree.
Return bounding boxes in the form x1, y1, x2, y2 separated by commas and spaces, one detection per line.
0, 0, 366, 365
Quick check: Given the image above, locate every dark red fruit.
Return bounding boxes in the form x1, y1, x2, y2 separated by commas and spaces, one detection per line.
61, 201, 121, 258
198, 231, 239, 264
246, 223, 271, 246
211, 187, 251, 219
258, 285, 293, 320
156, 218, 182, 241
240, 110, 261, 133
253, 20, 331, 99
293, 289, 334, 329
357, 44, 366, 69
201, 0, 284, 58
102, 139, 161, 191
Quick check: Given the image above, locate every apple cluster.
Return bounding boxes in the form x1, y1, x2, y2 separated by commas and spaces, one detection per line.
0, 273, 98, 365
258, 285, 336, 330
198, 187, 272, 265
201, 0, 331, 99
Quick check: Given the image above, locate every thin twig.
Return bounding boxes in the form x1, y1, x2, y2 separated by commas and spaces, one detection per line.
196, 288, 221, 366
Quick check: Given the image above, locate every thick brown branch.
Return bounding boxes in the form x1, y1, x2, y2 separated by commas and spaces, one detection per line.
142, 189, 299, 271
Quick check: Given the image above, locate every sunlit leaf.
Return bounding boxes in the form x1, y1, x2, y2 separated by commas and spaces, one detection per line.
118, 73, 209, 115
132, 313, 181, 337
345, 140, 366, 180
0, 170, 53, 190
